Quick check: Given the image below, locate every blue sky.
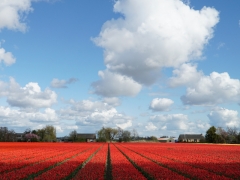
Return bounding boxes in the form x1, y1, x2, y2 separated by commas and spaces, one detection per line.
0, 0, 240, 137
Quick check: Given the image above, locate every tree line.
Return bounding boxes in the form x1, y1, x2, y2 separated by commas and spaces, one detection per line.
0, 125, 56, 142
97, 127, 134, 142
205, 126, 240, 144
0, 127, 16, 142
95, 127, 158, 142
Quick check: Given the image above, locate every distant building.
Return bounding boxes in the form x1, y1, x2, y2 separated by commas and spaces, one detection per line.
15, 133, 24, 141
178, 134, 205, 142
158, 136, 175, 143
77, 133, 96, 142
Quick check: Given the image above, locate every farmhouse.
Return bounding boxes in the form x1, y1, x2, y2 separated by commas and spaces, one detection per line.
77, 133, 96, 142
15, 133, 24, 141
178, 134, 204, 142
158, 136, 175, 143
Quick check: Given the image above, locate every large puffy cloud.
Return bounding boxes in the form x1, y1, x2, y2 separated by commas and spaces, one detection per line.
93, 0, 219, 86
103, 97, 121, 107
149, 98, 174, 112
92, 70, 142, 97
0, 0, 33, 32
146, 114, 209, 136
169, 63, 203, 87
0, 105, 78, 136
116, 120, 132, 129
145, 122, 158, 131
168, 64, 240, 105
0, 78, 57, 109
0, 48, 16, 66
55, 125, 78, 133
59, 99, 133, 129
0, 106, 58, 128
50, 78, 78, 88
150, 114, 189, 131
208, 107, 240, 128
181, 71, 240, 105
29, 108, 58, 122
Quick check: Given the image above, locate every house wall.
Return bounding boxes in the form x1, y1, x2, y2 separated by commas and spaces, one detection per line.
159, 140, 168, 142
181, 138, 200, 142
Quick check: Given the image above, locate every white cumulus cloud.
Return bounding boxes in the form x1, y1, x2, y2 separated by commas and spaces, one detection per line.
59, 99, 133, 128
116, 120, 132, 129
0, 48, 16, 66
92, 70, 142, 97
150, 114, 189, 131
93, 0, 219, 86
208, 107, 240, 128
149, 98, 174, 111
145, 122, 158, 131
181, 72, 240, 105
168, 63, 203, 87
29, 108, 58, 122
0, 106, 59, 130
168, 64, 240, 106
0, 78, 57, 109
0, 0, 33, 32
103, 97, 121, 107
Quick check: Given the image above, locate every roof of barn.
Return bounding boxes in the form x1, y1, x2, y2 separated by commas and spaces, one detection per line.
178, 134, 204, 139
77, 133, 96, 139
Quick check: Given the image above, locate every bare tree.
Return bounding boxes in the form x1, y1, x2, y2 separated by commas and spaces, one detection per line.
0, 127, 16, 142
216, 127, 228, 142
227, 126, 238, 143
69, 130, 78, 142
131, 128, 139, 140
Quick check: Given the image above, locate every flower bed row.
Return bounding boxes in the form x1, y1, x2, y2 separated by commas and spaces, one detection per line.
71, 144, 107, 180
159, 145, 240, 178
115, 144, 188, 180
1, 142, 240, 179
110, 144, 146, 180
119, 144, 231, 180
131, 143, 240, 179
34, 144, 102, 180
0, 145, 82, 174
0, 146, 93, 180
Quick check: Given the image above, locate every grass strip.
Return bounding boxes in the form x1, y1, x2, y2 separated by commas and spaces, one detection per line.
105, 143, 112, 180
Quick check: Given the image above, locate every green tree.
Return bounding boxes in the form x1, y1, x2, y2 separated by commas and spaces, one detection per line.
43, 125, 56, 142
69, 130, 78, 142
36, 129, 45, 141
36, 125, 56, 142
97, 127, 107, 142
106, 127, 118, 142
97, 127, 118, 142
150, 136, 158, 142
122, 130, 131, 142
205, 126, 218, 143
32, 129, 37, 135
116, 127, 132, 142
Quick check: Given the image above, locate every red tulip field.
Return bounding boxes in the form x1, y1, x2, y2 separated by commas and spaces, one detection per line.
0, 142, 240, 180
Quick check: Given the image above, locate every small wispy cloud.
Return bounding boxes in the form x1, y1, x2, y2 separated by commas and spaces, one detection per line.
50, 78, 78, 88
217, 42, 225, 50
